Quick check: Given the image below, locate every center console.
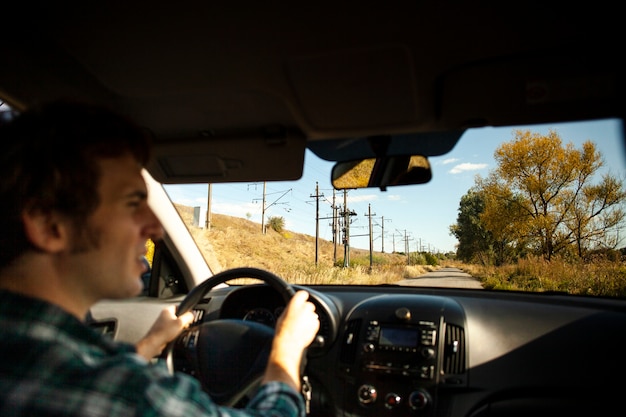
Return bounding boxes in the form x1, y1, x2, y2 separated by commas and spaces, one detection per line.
337, 294, 466, 416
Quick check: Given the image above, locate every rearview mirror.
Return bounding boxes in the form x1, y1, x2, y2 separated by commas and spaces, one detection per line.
331, 154, 432, 191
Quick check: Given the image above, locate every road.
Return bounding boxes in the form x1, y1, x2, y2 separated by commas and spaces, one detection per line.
396, 267, 483, 289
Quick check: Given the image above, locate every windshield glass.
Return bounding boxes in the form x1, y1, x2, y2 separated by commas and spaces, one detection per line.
167, 118, 626, 297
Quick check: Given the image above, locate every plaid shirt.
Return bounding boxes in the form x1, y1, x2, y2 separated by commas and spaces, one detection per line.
0, 290, 305, 417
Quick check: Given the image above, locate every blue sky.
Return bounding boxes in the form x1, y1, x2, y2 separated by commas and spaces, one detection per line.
166, 118, 626, 254
2, 101, 623, 254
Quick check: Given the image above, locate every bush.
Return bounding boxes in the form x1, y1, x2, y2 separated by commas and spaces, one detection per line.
424, 252, 439, 266
267, 216, 285, 233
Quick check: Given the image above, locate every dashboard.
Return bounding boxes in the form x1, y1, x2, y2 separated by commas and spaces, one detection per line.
180, 283, 626, 416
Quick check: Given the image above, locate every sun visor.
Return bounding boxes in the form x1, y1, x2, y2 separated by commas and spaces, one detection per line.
307, 130, 465, 162
439, 54, 621, 128
147, 130, 306, 184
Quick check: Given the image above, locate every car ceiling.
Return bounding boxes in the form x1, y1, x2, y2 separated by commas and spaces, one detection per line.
0, 2, 623, 184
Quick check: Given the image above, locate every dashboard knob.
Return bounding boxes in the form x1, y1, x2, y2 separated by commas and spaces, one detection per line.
395, 307, 411, 321
384, 393, 401, 409
357, 384, 377, 405
408, 389, 431, 410
421, 347, 435, 358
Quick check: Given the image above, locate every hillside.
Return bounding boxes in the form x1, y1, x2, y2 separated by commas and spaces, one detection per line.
174, 205, 435, 285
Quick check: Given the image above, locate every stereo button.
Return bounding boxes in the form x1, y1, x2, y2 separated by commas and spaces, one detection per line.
385, 393, 401, 409
357, 385, 377, 405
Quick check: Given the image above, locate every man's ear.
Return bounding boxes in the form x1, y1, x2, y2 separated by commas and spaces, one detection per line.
21, 210, 70, 253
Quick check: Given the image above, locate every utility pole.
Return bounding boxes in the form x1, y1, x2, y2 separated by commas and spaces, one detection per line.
311, 186, 339, 267
253, 183, 291, 235
343, 190, 350, 267
380, 216, 391, 253
401, 229, 412, 265
332, 189, 338, 264
310, 182, 324, 265
261, 182, 267, 234
365, 204, 376, 271
341, 190, 356, 268
392, 232, 399, 253
205, 183, 212, 230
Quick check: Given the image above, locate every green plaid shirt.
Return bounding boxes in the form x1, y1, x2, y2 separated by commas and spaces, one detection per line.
0, 290, 305, 417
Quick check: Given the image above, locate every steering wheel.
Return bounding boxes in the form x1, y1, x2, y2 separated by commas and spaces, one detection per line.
164, 267, 296, 407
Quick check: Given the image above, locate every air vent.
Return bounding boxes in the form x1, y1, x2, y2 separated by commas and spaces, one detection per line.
191, 308, 205, 325
443, 324, 466, 374
339, 319, 361, 364
189, 298, 211, 326
89, 319, 117, 339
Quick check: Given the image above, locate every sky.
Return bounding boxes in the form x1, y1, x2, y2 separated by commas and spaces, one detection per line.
1, 102, 623, 254
164, 118, 626, 254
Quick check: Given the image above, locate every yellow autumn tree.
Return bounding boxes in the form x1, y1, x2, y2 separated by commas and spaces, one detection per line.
477, 129, 626, 261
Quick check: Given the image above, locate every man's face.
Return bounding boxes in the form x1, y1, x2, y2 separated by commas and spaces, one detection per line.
67, 153, 163, 301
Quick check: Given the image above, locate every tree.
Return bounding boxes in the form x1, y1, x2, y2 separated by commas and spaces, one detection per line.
568, 173, 626, 258
449, 188, 498, 264
477, 129, 626, 260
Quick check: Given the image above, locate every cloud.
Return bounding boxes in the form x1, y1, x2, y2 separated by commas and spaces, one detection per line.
449, 162, 488, 174
212, 201, 260, 217
441, 158, 459, 165
387, 194, 402, 201
348, 194, 378, 203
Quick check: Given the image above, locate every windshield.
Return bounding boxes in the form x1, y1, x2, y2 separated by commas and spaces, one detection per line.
163, 118, 626, 298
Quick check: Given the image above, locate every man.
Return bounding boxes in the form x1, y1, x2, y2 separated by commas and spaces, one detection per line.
0, 100, 320, 416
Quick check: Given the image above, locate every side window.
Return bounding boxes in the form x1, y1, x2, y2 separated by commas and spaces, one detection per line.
139, 256, 152, 296
139, 239, 156, 296
147, 242, 188, 298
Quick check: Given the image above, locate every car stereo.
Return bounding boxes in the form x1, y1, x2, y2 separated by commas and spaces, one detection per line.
361, 320, 438, 377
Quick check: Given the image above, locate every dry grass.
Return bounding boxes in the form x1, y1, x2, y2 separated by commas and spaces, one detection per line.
175, 205, 433, 285
458, 257, 626, 297
175, 205, 626, 297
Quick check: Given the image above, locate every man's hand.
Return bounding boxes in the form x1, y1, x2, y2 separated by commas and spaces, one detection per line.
135, 305, 195, 360
262, 290, 320, 391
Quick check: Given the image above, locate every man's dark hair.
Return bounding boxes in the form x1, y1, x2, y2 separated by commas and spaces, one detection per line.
0, 100, 152, 268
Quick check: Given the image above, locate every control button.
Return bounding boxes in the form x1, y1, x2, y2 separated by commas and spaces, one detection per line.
409, 389, 431, 410
420, 365, 435, 379
363, 343, 375, 352
421, 347, 435, 358
365, 325, 380, 342
184, 330, 199, 348
385, 393, 401, 409
357, 384, 377, 405
420, 329, 437, 346
395, 307, 411, 321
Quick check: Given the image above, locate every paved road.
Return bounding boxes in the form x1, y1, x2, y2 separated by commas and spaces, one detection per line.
396, 267, 483, 289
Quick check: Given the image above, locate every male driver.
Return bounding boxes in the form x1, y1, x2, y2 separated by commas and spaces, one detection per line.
0, 100, 319, 416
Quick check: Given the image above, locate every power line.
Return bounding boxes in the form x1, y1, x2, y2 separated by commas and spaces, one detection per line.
252, 182, 292, 234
